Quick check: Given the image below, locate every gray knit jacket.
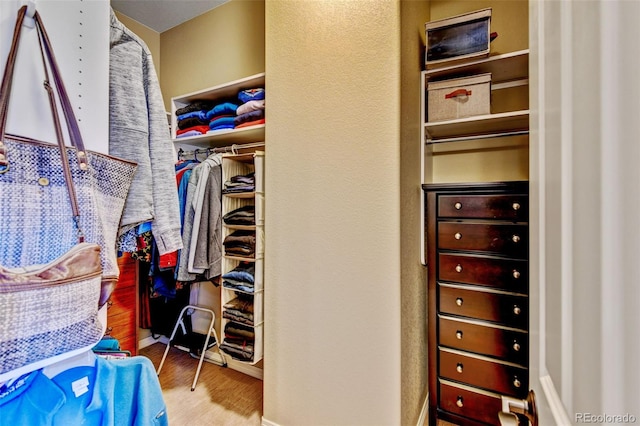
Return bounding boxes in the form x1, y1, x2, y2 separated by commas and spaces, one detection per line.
109, 11, 182, 254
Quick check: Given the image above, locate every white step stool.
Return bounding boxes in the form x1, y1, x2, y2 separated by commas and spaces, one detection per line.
156, 305, 227, 391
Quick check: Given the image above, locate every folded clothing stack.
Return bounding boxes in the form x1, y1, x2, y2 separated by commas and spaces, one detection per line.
222, 172, 255, 194
220, 322, 254, 361
175, 101, 215, 138
235, 88, 265, 129
206, 101, 238, 132
223, 205, 255, 226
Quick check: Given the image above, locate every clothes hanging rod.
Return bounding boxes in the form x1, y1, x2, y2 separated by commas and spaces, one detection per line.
177, 141, 265, 159
231, 141, 265, 153
426, 130, 529, 145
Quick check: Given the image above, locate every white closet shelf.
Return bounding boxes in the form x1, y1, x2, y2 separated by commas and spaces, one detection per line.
224, 255, 260, 262
425, 110, 529, 142
171, 72, 265, 147
172, 124, 265, 148
424, 49, 529, 84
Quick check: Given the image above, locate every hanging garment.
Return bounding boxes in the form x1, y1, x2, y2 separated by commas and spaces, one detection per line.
176, 155, 223, 282
0, 356, 168, 426
109, 10, 183, 256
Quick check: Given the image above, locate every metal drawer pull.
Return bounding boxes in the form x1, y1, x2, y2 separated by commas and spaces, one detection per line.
512, 234, 521, 243
513, 377, 522, 388
454, 232, 462, 240
513, 341, 521, 351
456, 297, 463, 306
454, 202, 462, 210
456, 330, 463, 340
512, 202, 521, 211
513, 270, 521, 279
513, 305, 522, 315
456, 396, 464, 408
105, 326, 113, 335
455, 264, 463, 273
107, 300, 113, 308
456, 363, 464, 373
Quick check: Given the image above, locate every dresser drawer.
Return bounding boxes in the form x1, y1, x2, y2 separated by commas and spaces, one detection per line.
439, 285, 528, 328
438, 194, 528, 221
439, 253, 528, 292
116, 253, 137, 289
438, 222, 528, 257
105, 310, 136, 342
439, 316, 528, 365
439, 380, 503, 425
106, 284, 136, 317
439, 349, 528, 397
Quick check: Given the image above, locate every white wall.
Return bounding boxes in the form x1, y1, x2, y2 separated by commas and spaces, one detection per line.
263, 1, 402, 424
0, 0, 109, 154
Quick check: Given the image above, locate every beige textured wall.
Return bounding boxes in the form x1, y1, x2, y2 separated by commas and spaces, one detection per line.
427, 0, 529, 184
400, 1, 430, 425
264, 1, 402, 424
159, 0, 265, 112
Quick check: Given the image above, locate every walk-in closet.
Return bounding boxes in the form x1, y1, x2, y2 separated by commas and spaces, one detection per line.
1, 0, 638, 425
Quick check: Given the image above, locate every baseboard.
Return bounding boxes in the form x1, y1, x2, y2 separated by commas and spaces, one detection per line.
138, 334, 168, 350
261, 417, 280, 426
417, 391, 429, 426
540, 374, 572, 425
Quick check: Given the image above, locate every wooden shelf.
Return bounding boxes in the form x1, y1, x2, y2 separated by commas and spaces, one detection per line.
425, 110, 529, 142
224, 224, 256, 231
223, 191, 256, 199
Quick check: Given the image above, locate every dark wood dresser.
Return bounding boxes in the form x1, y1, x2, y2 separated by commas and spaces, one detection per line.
424, 181, 530, 426
105, 253, 138, 355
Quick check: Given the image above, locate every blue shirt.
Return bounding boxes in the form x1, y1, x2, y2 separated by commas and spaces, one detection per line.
0, 356, 168, 426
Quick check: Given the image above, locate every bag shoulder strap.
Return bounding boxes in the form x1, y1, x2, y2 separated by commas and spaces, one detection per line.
0, 6, 86, 242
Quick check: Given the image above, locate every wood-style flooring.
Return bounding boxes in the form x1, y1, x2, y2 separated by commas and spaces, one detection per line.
140, 343, 263, 426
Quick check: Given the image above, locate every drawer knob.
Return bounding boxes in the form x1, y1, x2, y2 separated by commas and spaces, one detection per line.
105, 326, 113, 336
456, 396, 464, 408
454, 232, 462, 240
456, 363, 464, 373
454, 202, 462, 210
455, 264, 463, 273
513, 341, 521, 352
513, 270, 521, 279
456, 330, 463, 340
513, 377, 522, 388
513, 305, 522, 315
512, 234, 521, 243
512, 202, 521, 211
456, 297, 463, 307
107, 300, 114, 308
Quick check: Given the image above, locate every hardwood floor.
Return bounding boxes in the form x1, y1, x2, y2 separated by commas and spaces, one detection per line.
140, 342, 263, 426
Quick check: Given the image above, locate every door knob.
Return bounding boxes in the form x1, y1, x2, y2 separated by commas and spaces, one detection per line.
500, 390, 538, 426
